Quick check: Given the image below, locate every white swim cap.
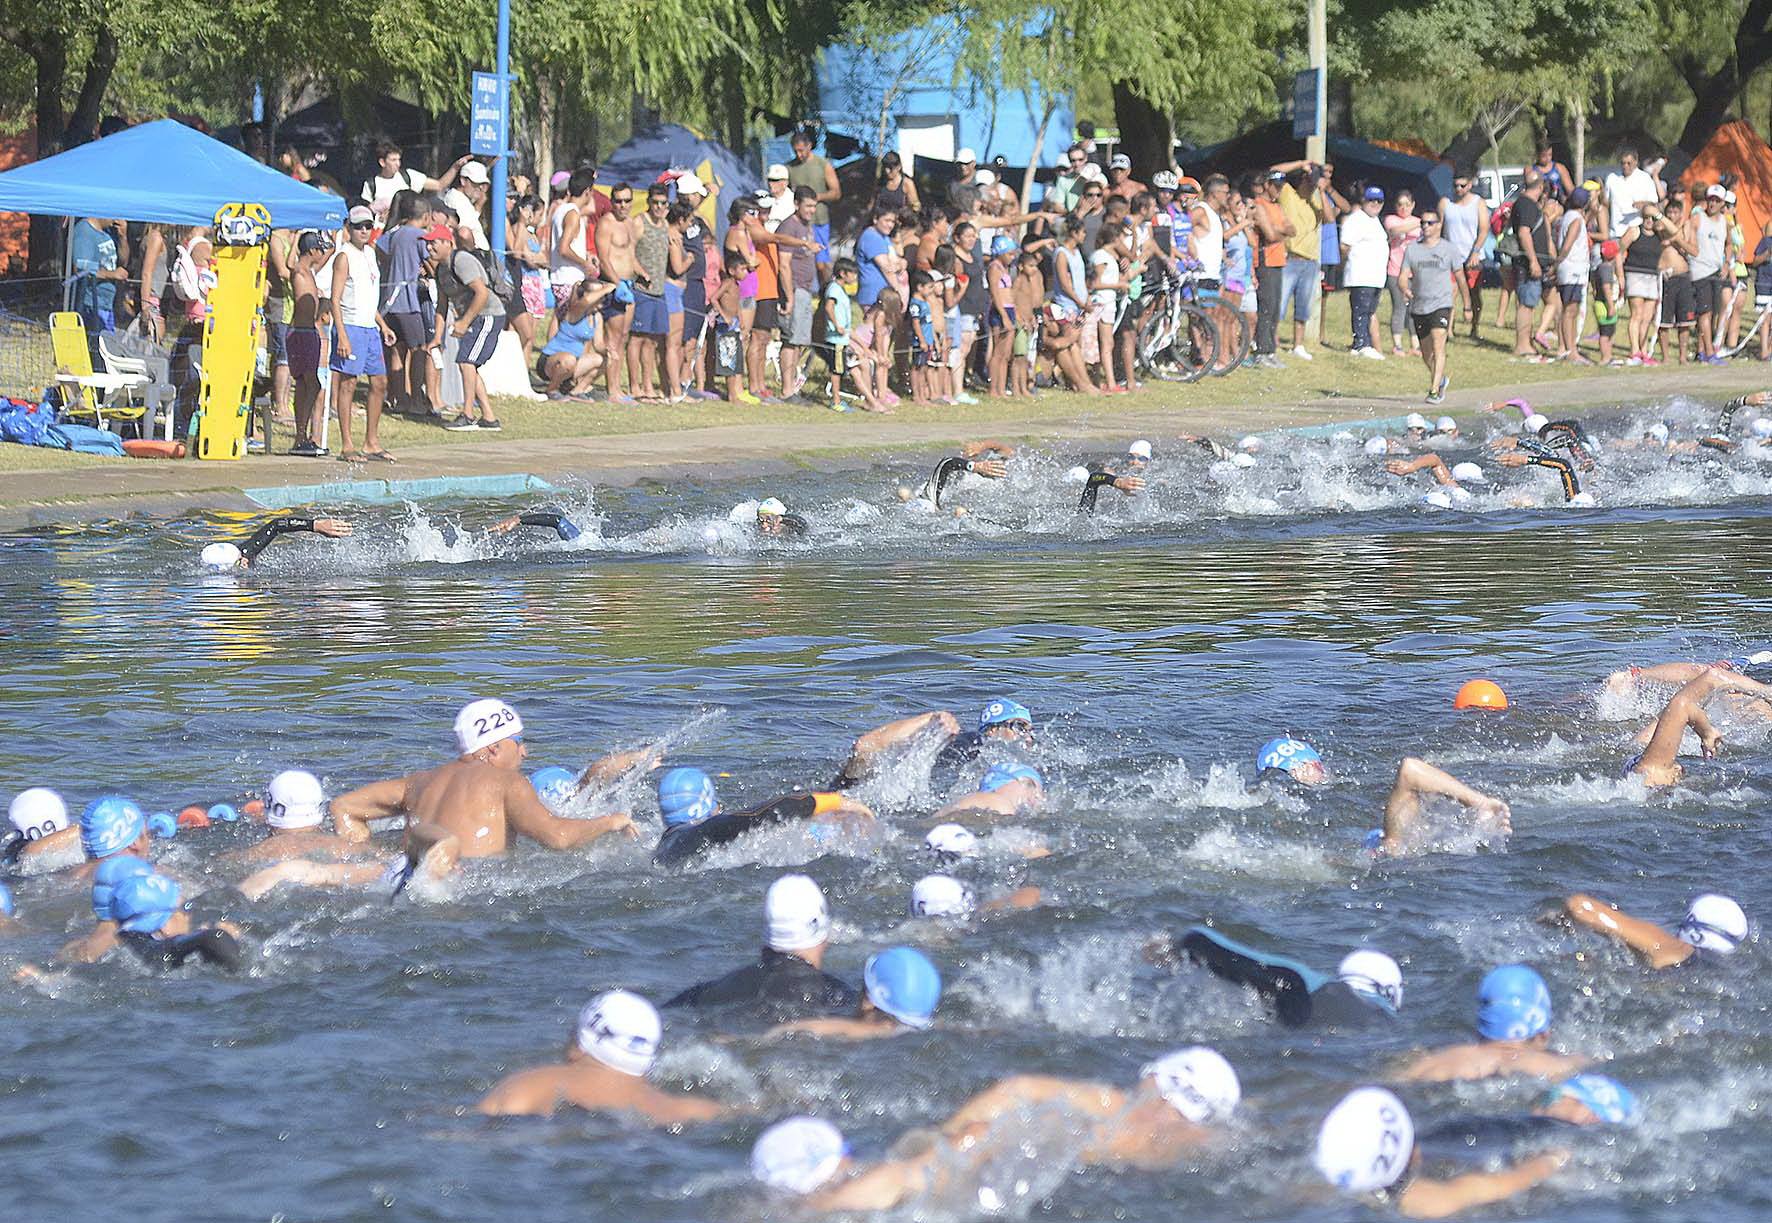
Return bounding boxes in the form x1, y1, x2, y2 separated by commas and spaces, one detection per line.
266, 769, 326, 830
1237, 435, 1262, 452
1315, 1087, 1414, 1193
1363, 436, 1389, 456
911, 874, 976, 918
1435, 416, 1457, 433
751, 1116, 847, 1194
1422, 490, 1453, 509
1064, 464, 1091, 483
1141, 1047, 1240, 1124
1647, 422, 1670, 442
1405, 412, 1430, 431
1522, 413, 1549, 433
1128, 439, 1153, 460
1449, 486, 1472, 503
200, 542, 243, 569
766, 874, 830, 951
1450, 461, 1484, 483
454, 698, 524, 755
757, 497, 787, 518
8, 787, 67, 837
1566, 491, 1596, 508
1752, 417, 1772, 438
925, 823, 979, 860
1337, 949, 1403, 1010
727, 499, 760, 524
1680, 893, 1748, 953
575, 989, 661, 1076
1231, 452, 1257, 468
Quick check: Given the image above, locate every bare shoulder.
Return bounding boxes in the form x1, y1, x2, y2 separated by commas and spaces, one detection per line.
479, 1064, 567, 1115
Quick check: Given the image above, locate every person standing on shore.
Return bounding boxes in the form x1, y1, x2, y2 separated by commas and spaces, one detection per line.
1399, 209, 1457, 405
1439, 170, 1488, 339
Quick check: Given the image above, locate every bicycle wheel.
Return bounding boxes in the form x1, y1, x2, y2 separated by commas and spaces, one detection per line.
1173, 304, 1218, 382
1136, 301, 1186, 381
1207, 310, 1250, 376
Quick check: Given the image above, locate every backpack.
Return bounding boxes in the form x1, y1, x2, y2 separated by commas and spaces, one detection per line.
0, 396, 51, 446
477, 247, 521, 313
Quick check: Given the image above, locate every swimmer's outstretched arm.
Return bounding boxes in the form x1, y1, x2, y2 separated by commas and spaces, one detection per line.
1385, 454, 1455, 485
760, 1015, 896, 1041
1631, 667, 1765, 775
238, 515, 352, 563
807, 1150, 938, 1212
1397, 1152, 1567, 1220
1078, 471, 1145, 512
960, 439, 1017, 459
982, 885, 1043, 912
1379, 757, 1509, 854
576, 746, 665, 787
940, 1076, 1121, 1143
505, 773, 635, 850
238, 858, 386, 900
15, 822, 81, 865
837, 711, 961, 783
330, 775, 416, 842
930, 780, 1038, 821
1561, 893, 1694, 969
55, 923, 119, 963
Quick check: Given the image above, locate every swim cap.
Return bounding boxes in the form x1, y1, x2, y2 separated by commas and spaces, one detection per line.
1647, 422, 1670, 442
554, 518, 581, 542
1436, 416, 1457, 433
979, 698, 1033, 732
1454, 679, 1508, 711
1422, 490, 1453, 509
266, 769, 327, 830
146, 811, 177, 839
911, 874, 976, 918
1550, 1073, 1640, 1125
92, 854, 154, 920
766, 874, 830, 952
200, 542, 243, 569
528, 766, 577, 811
574, 989, 661, 1076
863, 946, 942, 1028
1450, 462, 1485, 483
1522, 413, 1549, 433
1363, 436, 1389, 456
1476, 964, 1553, 1041
1141, 1047, 1240, 1124
0, 881, 12, 918
112, 872, 181, 934
751, 1116, 848, 1194
80, 795, 145, 860
1337, 950, 1403, 1011
924, 824, 979, 860
1678, 893, 1747, 954
657, 767, 717, 827
1405, 412, 1430, 431
1315, 1087, 1414, 1193
8, 787, 67, 837
1237, 435, 1262, 453
1566, 491, 1596, 508
1128, 439, 1154, 460
980, 763, 1042, 792
1255, 737, 1320, 774
1752, 417, 1772, 438
1231, 453, 1257, 468
756, 497, 787, 518
454, 698, 524, 756
728, 499, 760, 523
990, 234, 1017, 258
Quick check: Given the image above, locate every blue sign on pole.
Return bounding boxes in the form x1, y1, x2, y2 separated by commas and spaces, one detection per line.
1293, 68, 1321, 141
471, 71, 506, 158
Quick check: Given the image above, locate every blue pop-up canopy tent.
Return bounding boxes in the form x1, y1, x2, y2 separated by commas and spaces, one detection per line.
0, 119, 344, 228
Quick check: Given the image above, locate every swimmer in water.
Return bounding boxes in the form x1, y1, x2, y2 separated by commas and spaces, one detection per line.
664, 874, 859, 1022
476, 507, 583, 543
221, 770, 383, 866
1316, 1087, 1569, 1218
828, 709, 964, 790
1415, 1073, 1639, 1172
1397, 964, 1588, 1083
759, 946, 942, 1040
925, 699, 1036, 777
908, 872, 1042, 918
897, 442, 1013, 512
56, 850, 153, 962
110, 871, 244, 971
476, 990, 727, 1122
651, 767, 875, 868
931, 762, 1044, 821
237, 819, 460, 900
1386, 454, 1489, 502
797, 1048, 1241, 1211
200, 515, 353, 568
746, 497, 810, 539
1488, 413, 1597, 468
1495, 438, 1591, 505
1076, 465, 1147, 513
329, 699, 637, 857
1151, 926, 1402, 1028
1626, 665, 1772, 786
4, 786, 75, 868
1558, 890, 1747, 969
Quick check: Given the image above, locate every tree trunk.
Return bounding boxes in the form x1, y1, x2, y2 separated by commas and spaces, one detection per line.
23, 33, 66, 278
1440, 104, 1524, 173
1021, 94, 1057, 209
1675, 0, 1772, 155
1572, 99, 1586, 183
67, 25, 118, 143
1676, 75, 1739, 156
1542, 102, 1573, 173
1111, 80, 1172, 179
534, 75, 557, 190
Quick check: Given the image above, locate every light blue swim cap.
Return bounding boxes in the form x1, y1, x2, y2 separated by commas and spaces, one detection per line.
556, 518, 581, 542
658, 767, 717, 827
80, 795, 146, 860
529, 766, 577, 809
1477, 964, 1552, 1041
979, 698, 1032, 732
863, 946, 942, 1028
147, 811, 177, 840
990, 234, 1017, 258
91, 854, 154, 921
1256, 737, 1321, 774
112, 872, 181, 934
980, 763, 1042, 792
1551, 1074, 1640, 1125
0, 880, 12, 918
207, 803, 240, 823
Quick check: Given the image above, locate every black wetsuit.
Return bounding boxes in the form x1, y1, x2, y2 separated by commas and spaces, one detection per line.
516, 510, 578, 539
1079, 469, 1125, 513
118, 928, 244, 971
240, 516, 320, 564
1513, 438, 1582, 500
1536, 420, 1595, 466
926, 456, 975, 509
1416, 1115, 1577, 1169
653, 793, 823, 867
931, 730, 987, 775
1172, 927, 1397, 1029
663, 947, 858, 1021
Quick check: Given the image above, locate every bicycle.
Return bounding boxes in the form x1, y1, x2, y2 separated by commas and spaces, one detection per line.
1712, 279, 1771, 359
1133, 263, 1218, 383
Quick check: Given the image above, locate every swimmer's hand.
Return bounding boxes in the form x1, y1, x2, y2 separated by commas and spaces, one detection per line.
1112, 475, 1146, 494
486, 515, 521, 536
970, 459, 1008, 479
1488, 436, 1521, 451
1495, 451, 1529, 468
1017, 844, 1051, 860
1700, 728, 1723, 758
596, 812, 640, 840
1474, 798, 1511, 837
1384, 459, 1412, 476
313, 518, 352, 539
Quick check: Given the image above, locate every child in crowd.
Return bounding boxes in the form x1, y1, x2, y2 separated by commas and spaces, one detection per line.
1011, 251, 1044, 397
851, 288, 900, 413
823, 257, 858, 411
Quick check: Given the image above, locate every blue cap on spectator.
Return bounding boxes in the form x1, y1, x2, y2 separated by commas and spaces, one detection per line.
1363, 185, 1385, 202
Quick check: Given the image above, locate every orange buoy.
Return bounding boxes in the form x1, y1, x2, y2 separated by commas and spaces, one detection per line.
1454, 679, 1509, 710
241, 798, 265, 818
122, 439, 186, 459
175, 805, 212, 829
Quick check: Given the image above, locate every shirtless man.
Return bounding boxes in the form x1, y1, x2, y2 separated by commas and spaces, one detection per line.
932, 763, 1044, 821
329, 699, 636, 856
1626, 665, 1772, 786
595, 183, 638, 400
477, 990, 726, 1123
1397, 964, 1588, 1083
287, 231, 331, 455
221, 770, 380, 867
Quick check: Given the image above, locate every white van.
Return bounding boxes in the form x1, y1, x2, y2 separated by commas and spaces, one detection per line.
1473, 166, 1525, 208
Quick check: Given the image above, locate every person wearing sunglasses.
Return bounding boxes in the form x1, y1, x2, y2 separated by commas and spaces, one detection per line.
594, 183, 639, 401
1397, 210, 1458, 404
329, 699, 639, 856
1439, 170, 1490, 338
1559, 889, 1748, 970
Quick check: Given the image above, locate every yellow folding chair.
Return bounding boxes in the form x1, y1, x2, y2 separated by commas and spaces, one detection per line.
50, 312, 148, 435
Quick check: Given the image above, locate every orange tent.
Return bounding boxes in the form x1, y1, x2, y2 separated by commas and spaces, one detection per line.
1682, 118, 1772, 255
0, 129, 35, 274
1371, 136, 1438, 161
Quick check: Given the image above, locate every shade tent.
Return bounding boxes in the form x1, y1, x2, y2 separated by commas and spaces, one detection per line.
0, 119, 344, 229
1180, 123, 1454, 212
1682, 119, 1772, 262
593, 123, 760, 235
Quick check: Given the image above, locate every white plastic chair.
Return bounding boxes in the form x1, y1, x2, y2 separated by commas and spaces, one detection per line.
96, 332, 162, 438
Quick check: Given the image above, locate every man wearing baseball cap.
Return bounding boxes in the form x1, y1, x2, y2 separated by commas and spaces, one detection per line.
444, 158, 491, 250
330, 699, 636, 857
948, 147, 980, 211
1107, 152, 1145, 202
1691, 184, 1732, 363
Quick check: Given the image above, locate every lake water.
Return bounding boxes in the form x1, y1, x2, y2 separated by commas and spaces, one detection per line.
4, 398, 1772, 1221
